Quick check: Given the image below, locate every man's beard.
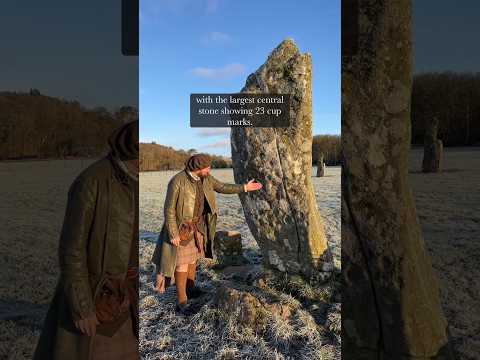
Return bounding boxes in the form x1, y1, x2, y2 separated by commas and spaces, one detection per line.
198, 172, 208, 179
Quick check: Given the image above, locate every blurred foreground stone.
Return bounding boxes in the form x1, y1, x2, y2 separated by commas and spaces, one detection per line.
342, 0, 449, 358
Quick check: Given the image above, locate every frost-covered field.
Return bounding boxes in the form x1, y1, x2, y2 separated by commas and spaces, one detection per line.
139, 167, 341, 266
409, 148, 480, 360
0, 158, 97, 359
2, 146, 478, 359
139, 167, 341, 360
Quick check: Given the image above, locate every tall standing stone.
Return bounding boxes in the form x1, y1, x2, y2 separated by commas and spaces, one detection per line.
231, 39, 332, 278
422, 116, 443, 173
342, 0, 449, 358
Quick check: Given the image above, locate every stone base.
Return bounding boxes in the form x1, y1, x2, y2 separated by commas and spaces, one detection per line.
213, 230, 248, 267
213, 284, 293, 331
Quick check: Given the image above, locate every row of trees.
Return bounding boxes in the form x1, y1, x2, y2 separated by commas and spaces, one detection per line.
1, 90, 340, 168
312, 134, 341, 166
140, 134, 341, 172
412, 72, 480, 146
140, 143, 232, 171
0, 90, 136, 160
3, 72, 477, 160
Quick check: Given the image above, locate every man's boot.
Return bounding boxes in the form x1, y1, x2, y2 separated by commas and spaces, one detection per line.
186, 262, 205, 299
174, 271, 192, 316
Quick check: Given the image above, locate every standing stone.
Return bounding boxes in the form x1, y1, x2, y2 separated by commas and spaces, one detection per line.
422, 116, 443, 173
231, 39, 332, 278
213, 230, 247, 266
342, 0, 449, 358
316, 153, 325, 177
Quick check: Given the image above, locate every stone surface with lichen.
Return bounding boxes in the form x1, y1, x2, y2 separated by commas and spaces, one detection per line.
231, 39, 332, 278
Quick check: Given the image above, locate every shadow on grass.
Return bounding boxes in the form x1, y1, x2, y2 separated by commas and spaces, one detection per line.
0, 298, 48, 331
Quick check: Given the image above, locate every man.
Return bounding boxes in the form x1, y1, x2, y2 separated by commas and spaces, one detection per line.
33, 121, 139, 360
152, 154, 262, 314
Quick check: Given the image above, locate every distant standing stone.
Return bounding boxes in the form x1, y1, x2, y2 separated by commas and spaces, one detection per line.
422, 116, 443, 173
316, 160, 326, 177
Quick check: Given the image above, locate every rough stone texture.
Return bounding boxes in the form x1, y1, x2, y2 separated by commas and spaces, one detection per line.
231, 39, 332, 278
213, 285, 267, 330
342, 1, 449, 358
213, 230, 248, 266
316, 154, 326, 177
212, 284, 293, 331
422, 117, 443, 173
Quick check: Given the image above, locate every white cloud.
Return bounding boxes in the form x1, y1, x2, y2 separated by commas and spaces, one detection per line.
204, 140, 230, 148
197, 128, 230, 137
190, 63, 246, 80
201, 31, 231, 45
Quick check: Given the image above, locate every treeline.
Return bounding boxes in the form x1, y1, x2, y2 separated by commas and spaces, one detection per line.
412, 72, 480, 146
141, 134, 341, 172
312, 134, 341, 166
0, 90, 137, 160
140, 143, 232, 171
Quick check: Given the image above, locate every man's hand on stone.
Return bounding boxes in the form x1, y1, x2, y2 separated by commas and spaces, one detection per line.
171, 236, 181, 247
74, 313, 99, 337
245, 179, 263, 192
154, 274, 166, 294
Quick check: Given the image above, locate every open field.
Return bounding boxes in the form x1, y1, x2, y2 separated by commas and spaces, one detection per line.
0, 146, 478, 359
0, 158, 97, 359
408, 148, 480, 360
139, 167, 341, 359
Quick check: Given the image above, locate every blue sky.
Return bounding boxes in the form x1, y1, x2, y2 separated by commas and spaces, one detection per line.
140, 0, 341, 156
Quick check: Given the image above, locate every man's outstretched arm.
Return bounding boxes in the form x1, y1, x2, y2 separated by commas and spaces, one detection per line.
210, 175, 262, 194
